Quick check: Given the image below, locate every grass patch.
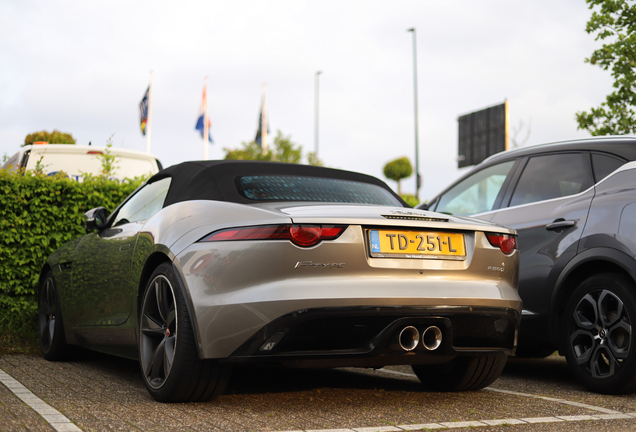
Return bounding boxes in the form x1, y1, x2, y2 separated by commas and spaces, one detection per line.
0, 325, 39, 356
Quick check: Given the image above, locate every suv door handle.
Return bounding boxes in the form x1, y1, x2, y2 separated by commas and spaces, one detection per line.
546, 219, 576, 231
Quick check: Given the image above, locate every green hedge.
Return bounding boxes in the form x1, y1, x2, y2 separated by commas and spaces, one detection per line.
0, 169, 142, 339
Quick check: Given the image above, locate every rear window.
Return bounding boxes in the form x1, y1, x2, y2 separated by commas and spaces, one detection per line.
237, 175, 402, 206
591, 153, 625, 183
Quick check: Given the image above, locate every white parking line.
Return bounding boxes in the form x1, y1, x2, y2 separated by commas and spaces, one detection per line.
359, 367, 636, 431
377, 367, 620, 414
293, 413, 636, 432
0, 369, 82, 432
2, 364, 635, 432
487, 387, 621, 414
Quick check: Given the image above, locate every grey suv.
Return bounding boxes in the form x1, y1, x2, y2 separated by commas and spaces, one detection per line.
418, 136, 636, 394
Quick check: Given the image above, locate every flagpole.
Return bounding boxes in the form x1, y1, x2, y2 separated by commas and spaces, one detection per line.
203, 76, 209, 161
407, 28, 421, 200
146, 70, 153, 154
315, 71, 322, 157
262, 83, 268, 155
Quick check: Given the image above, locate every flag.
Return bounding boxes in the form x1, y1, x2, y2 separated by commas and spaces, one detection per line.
255, 89, 269, 148
139, 86, 149, 136
195, 85, 214, 143
254, 109, 270, 147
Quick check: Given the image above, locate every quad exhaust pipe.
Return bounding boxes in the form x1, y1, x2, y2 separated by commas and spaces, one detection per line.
390, 326, 420, 352
421, 326, 442, 351
390, 325, 442, 352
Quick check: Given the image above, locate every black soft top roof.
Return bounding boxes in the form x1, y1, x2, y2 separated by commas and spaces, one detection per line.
149, 160, 405, 207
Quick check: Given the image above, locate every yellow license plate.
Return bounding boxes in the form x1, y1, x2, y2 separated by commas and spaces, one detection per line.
368, 229, 466, 259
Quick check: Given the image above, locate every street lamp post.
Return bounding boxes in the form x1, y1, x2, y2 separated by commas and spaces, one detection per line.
315, 71, 322, 157
407, 28, 421, 200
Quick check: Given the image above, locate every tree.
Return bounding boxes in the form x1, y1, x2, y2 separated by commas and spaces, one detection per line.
24, 130, 76, 146
306, 151, 324, 167
511, 119, 532, 148
224, 130, 322, 165
383, 157, 413, 195
96, 135, 120, 180
400, 193, 420, 208
576, 0, 636, 135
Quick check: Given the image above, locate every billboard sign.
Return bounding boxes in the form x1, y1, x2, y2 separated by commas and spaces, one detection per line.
457, 101, 509, 168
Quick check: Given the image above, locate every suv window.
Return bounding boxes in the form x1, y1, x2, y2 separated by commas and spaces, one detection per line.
113, 177, 172, 226
509, 153, 593, 207
591, 153, 625, 183
434, 161, 515, 215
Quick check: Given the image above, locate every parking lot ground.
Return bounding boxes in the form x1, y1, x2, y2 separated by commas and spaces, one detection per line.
1, 351, 636, 431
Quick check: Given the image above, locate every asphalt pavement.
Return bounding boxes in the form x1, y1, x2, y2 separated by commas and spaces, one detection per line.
1, 351, 636, 431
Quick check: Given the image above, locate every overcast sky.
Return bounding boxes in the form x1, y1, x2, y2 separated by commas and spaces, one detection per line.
0, 0, 613, 201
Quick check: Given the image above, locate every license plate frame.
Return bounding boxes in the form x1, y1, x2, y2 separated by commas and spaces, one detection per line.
368, 229, 466, 260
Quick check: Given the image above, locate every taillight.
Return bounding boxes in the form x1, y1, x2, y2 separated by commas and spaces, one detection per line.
486, 233, 517, 254
201, 224, 346, 247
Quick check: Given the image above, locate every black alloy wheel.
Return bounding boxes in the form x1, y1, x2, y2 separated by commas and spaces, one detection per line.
563, 273, 636, 394
139, 263, 230, 402
38, 271, 68, 360
139, 273, 178, 390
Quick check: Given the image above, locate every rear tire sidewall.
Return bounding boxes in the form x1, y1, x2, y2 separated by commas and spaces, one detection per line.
38, 271, 68, 361
140, 262, 217, 402
562, 273, 636, 394
412, 355, 507, 391
140, 264, 182, 401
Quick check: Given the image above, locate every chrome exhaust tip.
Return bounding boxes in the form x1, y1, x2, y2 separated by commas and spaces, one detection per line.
421, 326, 442, 351
390, 326, 420, 352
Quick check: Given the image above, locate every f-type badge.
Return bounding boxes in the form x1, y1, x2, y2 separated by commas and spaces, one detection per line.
295, 261, 345, 269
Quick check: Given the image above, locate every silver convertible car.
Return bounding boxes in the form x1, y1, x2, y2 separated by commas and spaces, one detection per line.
38, 161, 521, 402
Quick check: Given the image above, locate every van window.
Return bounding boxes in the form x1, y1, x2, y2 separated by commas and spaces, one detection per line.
2, 152, 22, 171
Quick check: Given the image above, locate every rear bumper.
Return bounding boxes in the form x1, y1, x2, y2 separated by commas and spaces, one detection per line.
221, 305, 519, 368
175, 228, 521, 360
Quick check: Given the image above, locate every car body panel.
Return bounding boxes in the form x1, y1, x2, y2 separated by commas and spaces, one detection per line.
176, 227, 519, 358
419, 136, 636, 351
71, 222, 142, 327
2, 144, 161, 181
490, 189, 594, 315
582, 161, 636, 256
43, 160, 521, 367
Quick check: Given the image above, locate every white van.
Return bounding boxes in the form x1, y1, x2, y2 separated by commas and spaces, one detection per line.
2, 143, 163, 181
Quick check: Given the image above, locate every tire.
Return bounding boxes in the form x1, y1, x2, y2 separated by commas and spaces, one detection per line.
412, 355, 508, 391
37, 270, 69, 361
563, 273, 636, 394
139, 263, 231, 402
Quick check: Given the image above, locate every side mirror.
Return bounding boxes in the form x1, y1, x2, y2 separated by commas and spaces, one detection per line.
84, 207, 109, 231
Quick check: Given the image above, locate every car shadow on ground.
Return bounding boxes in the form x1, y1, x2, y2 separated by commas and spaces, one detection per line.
58, 348, 580, 396
225, 365, 424, 395
62, 348, 424, 395
499, 353, 581, 390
